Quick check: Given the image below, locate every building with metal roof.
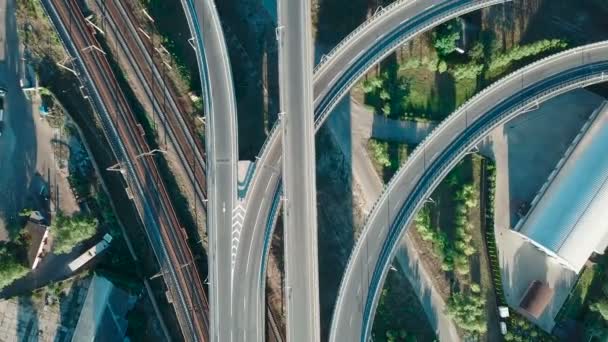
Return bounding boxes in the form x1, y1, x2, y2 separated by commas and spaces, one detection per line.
72, 275, 135, 342
513, 101, 608, 273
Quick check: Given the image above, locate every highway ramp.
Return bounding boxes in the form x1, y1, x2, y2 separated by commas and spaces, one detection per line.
180, 0, 238, 340
329, 42, 608, 342
232, 1, 511, 340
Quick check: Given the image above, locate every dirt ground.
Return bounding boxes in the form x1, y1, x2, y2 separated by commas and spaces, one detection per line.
0, 87, 79, 241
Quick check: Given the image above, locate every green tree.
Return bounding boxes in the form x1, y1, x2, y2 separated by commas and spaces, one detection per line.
432, 19, 461, 56
437, 60, 448, 73
0, 245, 28, 290
591, 299, 608, 321
369, 139, 391, 168
467, 42, 485, 61
52, 214, 98, 254
452, 63, 484, 80
446, 291, 487, 335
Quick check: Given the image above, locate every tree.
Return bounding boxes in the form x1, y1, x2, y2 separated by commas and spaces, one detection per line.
452, 63, 484, 80
0, 245, 28, 290
432, 19, 461, 56
591, 299, 608, 321
438, 60, 448, 73
52, 214, 98, 254
369, 139, 391, 168
446, 291, 487, 335
468, 42, 485, 61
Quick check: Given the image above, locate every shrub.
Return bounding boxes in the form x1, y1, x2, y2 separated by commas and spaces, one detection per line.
433, 19, 462, 56
488, 39, 568, 74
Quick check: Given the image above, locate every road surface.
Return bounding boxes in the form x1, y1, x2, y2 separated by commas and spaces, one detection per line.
277, 0, 320, 341
329, 42, 608, 342
180, 0, 238, 341
232, 1, 511, 340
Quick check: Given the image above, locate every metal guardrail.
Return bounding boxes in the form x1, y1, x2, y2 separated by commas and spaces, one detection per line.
312, 0, 412, 75
314, 0, 511, 129
328, 41, 608, 340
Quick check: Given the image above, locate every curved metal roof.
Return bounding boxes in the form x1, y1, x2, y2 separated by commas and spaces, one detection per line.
518, 102, 608, 272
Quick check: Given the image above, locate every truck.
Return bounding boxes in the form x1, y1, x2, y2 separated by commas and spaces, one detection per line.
0, 88, 6, 137
67, 234, 113, 272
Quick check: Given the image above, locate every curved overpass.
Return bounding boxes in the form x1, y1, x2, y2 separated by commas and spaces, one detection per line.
181, 1, 238, 341
330, 42, 608, 342
233, 0, 510, 339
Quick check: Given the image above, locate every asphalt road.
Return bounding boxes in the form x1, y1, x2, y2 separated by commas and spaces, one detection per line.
329, 42, 608, 342
277, 0, 320, 341
232, 1, 511, 340
181, 0, 238, 340
0, 0, 36, 236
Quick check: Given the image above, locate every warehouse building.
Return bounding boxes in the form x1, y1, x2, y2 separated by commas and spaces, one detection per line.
513, 102, 608, 273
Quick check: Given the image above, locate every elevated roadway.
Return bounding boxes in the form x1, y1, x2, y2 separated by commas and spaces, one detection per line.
329, 42, 608, 341
277, 0, 320, 341
233, 0, 510, 340
42, 0, 210, 340
180, 1, 238, 341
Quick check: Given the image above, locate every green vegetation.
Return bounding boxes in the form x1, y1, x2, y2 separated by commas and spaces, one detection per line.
361, 15, 569, 124
368, 139, 391, 167
488, 39, 568, 77
373, 266, 436, 342
432, 19, 462, 57
483, 160, 554, 341
362, 68, 410, 118
557, 264, 600, 321
445, 287, 487, 335
414, 168, 478, 274
0, 245, 29, 290
52, 214, 98, 254
504, 315, 554, 342
483, 161, 505, 303
16, 0, 64, 65
367, 138, 410, 183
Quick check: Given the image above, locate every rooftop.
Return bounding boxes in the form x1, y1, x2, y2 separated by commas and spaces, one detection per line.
515, 101, 608, 273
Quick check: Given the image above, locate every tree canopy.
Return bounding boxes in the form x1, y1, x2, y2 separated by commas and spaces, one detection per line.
445, 291, 487, 335
432, 19, 461, 56
52, 214, 98, 254
0, 245, 28, 290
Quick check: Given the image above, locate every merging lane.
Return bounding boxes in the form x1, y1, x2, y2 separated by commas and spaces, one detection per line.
277, 0, 320, 341
180, 1, 238, 341
233, 1, 510, 340
330, 42, 608, 341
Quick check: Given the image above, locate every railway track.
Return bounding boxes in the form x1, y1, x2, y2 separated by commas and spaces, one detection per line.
96, 0, 208, 206
43, 0, 209, 340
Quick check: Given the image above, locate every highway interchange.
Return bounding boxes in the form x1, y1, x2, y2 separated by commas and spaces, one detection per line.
37, 0, 608, 341
180, 1, 238, 341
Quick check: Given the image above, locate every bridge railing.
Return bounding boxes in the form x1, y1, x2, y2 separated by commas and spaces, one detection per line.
329, 41, 608, 340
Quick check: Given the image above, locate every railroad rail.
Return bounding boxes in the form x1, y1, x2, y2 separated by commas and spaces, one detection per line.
95, 0, 208, 221
41, 0, 209, 340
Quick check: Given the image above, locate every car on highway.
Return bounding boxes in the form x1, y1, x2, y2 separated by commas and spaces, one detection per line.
0, 87, 6, 137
